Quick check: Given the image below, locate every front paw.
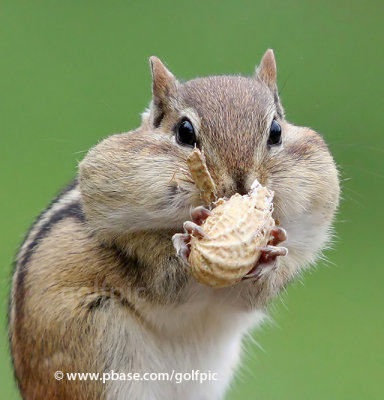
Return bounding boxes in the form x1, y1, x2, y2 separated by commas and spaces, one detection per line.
243, 227, 288, 279
172, 206, 212, 265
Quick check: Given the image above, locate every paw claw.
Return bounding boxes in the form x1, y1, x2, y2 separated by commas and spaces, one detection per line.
173, 205, 212, 266
172, 233, 191, 265
268, 227, 287, 246
190, 206, 212, 225
256, 245, 288, 258
183, 221, 206, 238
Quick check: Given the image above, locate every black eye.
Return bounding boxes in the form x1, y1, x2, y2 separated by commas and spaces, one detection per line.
176, 119, 196, 146
268, 119, 282, 146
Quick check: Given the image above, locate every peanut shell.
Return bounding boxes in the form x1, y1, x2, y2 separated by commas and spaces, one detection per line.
189, 182, 275, 288
186, 147, 216, 204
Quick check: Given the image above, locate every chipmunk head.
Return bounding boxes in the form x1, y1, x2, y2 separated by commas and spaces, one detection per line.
145, 51, 338, 228
80, 51, 339, 307
144, 51, 339, 304
146, 50, 283, 197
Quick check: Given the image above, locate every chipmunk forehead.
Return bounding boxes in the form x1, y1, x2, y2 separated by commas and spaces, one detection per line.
177, 75, 276, 121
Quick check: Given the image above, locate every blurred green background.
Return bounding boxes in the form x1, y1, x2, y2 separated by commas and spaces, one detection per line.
1, 0, 383, 399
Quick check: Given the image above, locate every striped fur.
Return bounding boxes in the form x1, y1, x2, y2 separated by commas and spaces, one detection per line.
9, 51, 340, 400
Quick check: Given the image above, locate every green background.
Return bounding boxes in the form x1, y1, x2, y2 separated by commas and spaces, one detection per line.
1, 1, 383, 399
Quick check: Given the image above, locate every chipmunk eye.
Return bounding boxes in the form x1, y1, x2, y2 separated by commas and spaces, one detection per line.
268, 119, 282, 146
176, 119, 196, 146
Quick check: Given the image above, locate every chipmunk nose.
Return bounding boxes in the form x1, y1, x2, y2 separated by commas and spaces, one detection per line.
219, 174, 249, 198
234, 176, 248, 195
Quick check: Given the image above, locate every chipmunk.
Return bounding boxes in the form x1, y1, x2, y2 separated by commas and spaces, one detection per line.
9, 49, 340, 400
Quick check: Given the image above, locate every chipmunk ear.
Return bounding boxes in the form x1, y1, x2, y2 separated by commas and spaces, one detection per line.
255, 49, 278, 93
149, 56, 178, 127
255, 49, 284, 116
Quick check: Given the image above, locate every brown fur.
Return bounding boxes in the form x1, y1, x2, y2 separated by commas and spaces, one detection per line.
10, 50, 340, 399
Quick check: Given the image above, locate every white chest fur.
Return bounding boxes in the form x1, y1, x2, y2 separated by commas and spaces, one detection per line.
105, 294, 263, 400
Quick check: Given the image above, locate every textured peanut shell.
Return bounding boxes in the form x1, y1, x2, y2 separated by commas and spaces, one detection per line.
186, 147, 216, 204
189, 186, 275, 288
